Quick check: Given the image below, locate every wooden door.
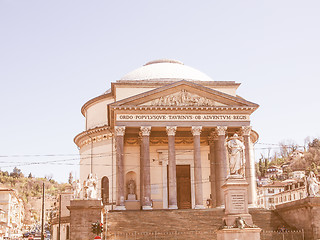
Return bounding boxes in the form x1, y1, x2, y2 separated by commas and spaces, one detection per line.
176, 165, 191, 209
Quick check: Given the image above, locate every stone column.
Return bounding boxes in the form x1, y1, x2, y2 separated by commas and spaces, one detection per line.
209, 131, 218, 207
140, 126, 152, 210
115, 126, 126, 210
215, 126, 228, 207
166, 126, 178, 209
192, 126, 205, 209
139, 134, 144, 207
242, 126, 256, 206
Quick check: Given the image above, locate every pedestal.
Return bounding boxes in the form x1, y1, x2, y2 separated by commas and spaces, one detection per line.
217, 228, 261, 240
67, 199, 103, 240
127, 194, 136, 200
222, 175, 253, 226
217, 175, 261, 240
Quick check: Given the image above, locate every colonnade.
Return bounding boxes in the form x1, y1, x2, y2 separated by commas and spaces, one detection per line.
114, 125, 255, 210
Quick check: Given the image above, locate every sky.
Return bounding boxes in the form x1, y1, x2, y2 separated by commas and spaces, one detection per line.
0, 1, 320, 183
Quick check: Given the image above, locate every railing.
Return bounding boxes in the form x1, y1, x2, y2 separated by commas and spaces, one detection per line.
108, 229, 307, 240
261, 230, 305, 240
108, 230, 217, 239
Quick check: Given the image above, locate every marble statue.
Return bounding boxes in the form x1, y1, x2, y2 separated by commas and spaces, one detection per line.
307, 171, 320, 197
227, 134, 245, 175
72, 179, 82, 199
85, 173, 98, 199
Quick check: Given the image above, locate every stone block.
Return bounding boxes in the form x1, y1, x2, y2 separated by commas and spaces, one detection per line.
217, 228, 261, 240
67, 199, 103, 240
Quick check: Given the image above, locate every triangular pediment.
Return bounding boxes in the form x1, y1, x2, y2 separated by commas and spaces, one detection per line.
140, 89, 224, 107
109, 80, 259, 109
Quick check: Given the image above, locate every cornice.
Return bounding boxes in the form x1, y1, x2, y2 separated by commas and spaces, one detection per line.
111, 105, 256, 112
74, 125, 113, 148
81, 92, 114, 116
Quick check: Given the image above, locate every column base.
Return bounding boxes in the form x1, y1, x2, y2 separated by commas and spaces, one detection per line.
194, 205, 206, 209
216, 204, 225, 209
168, 205, 178, 209
142, 205, 153, 210
114, 205, 126, 210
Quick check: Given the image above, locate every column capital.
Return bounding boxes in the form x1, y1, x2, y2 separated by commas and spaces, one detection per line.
241, 126, 252, 136
216, 126, 227, 136
166, 126, 177, 136
114, 126, 126, 136
140, 126, 151, 136
191, 126, 202, 136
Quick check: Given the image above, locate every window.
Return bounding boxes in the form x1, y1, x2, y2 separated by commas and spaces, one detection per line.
268, 189, 274, 194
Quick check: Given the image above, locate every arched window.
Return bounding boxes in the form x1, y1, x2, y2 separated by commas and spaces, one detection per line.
66, 225, 70, 240
101, 176, 109, 204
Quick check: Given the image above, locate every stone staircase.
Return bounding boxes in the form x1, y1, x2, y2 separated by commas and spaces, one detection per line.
106, 208, 289, 239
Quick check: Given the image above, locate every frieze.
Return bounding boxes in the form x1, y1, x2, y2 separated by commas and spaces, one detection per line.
79, 133, 112, 148
116, 114, 250, 122
125, 137, 207, 145
143, 89, 217, 107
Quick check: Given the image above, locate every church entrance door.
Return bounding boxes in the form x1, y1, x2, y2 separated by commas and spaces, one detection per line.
176, 165, 191, 209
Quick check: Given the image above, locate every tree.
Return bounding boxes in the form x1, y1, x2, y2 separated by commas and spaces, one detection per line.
10, 167, 23, 178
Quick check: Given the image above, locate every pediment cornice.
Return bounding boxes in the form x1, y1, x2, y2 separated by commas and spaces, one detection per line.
109, 80, 259, 109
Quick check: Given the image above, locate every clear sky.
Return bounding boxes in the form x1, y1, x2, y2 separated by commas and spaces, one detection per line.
1, 1, 320, 182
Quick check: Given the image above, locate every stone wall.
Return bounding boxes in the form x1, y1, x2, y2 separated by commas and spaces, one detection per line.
67, 199, 102, 240
276, 197, 320, 240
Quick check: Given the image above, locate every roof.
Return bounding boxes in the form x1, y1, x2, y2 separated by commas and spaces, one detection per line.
120, 59, 214, 82
263, 182, 287, 187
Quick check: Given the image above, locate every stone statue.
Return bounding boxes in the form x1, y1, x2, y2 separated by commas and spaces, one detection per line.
72, 179, 82, 199
85, 173, 98, 199
234, 217, 246, 229
307, 171, 320, 197
127, 179, 136, 200
128, 179, 136, 195
227, 134, 245, 175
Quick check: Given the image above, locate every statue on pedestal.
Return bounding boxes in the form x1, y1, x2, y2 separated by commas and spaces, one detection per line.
85, 173, 98, 199
127, 179, 136, 200
307, 171, 320, 197
227, 134, 245, 176
72, 179, 82, 199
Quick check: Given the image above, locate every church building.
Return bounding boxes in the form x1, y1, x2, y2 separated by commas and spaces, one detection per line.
74, 59, 259, 210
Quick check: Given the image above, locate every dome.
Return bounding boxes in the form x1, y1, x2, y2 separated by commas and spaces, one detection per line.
120, 59, 213, 82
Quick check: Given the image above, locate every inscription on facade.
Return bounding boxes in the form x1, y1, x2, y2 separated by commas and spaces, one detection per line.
116, 114, 250, 122
231, 194, 245, 211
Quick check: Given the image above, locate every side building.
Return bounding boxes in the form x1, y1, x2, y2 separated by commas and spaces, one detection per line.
0, 188, 24, 239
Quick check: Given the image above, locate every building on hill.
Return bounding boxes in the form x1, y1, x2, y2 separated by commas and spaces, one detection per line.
74, 59, 260, 210
0, 188, 24, 239
0, 209, 6, 240
257, 178, 308, 210
273, 179, 307, 206
257, 181, 286, 209
265, 165, 283, 179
